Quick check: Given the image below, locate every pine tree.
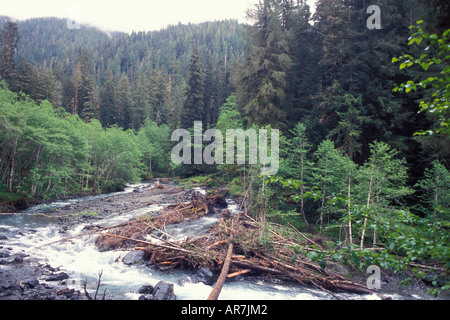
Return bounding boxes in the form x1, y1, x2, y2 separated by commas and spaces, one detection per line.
416, 161, 450, 216
180, 46, 205, 129
283, 122, 313, 222
148, 70, 168, 125
326, 94, 370, 161
77, 50, 100, 122
15, 59, 35, 96
0, 21, 19, 86
312, 140, 343, 233
100, 69, 117, 127
203, 60, 217, 126
314, 0, 419, 163
116, 73, 133, 129
234, 0, 292, 128
285, 2, 320, 128
131, 71, 150, 129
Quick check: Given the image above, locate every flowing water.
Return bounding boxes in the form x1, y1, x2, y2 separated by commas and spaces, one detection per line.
0, 183, 410, 300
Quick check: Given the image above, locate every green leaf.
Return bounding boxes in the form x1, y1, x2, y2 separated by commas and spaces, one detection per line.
400, 63, 407, 70
291, 253, 297, 264
308, 251, 319, 262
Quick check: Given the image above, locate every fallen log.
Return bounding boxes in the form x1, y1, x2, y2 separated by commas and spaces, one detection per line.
232, 261, 284, 276
98, 232, 196, 256
227, 269, 252, 278
207, 242, 234, 300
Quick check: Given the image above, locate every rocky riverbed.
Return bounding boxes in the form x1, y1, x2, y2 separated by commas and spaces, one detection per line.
0, 181, 192, 300
0, 180, 443, 300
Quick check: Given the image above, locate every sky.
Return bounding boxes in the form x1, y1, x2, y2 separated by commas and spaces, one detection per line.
0, 0, 317, 33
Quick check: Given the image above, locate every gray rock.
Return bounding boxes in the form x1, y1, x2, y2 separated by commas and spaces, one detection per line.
138, 285, 154, 294
152, 281, 176, 300
24, 279, 40, 288
0, 254, 23, 264
46, 272, 69, 281
138, 281, 176, 300
177, 275, 192, 287
122, 250, 145, 265
0, 250, 10, 258
193, 266, 215, 285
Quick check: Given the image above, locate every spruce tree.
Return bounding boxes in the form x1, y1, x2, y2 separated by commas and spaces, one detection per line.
0, 21, 19, 86
234, 0, 292, 128
100, 69, 117, 127
116, 73, 133, 129
74, 49, 100, 122
180, 46, 205, 129
285, 2, 320, 128
314, 0, 419, 163
131, 71, 150, 129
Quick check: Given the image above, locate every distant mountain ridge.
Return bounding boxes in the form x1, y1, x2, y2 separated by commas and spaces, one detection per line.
0, 15, 246, 78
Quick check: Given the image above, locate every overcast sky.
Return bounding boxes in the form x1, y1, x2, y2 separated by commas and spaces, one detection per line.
0, 0, 317, 33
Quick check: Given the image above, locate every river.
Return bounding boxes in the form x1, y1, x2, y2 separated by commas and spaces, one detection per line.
0, 182, 428, 300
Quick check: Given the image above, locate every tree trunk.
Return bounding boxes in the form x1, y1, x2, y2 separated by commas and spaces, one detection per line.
360, 175, 373, 250
7, 137, 18, 193
207, 242, 233, 300
300, 147, 307, 225
347, 173, 353, 245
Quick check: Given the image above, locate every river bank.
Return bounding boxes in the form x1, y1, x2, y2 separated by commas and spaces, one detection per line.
0, 180, 441, 300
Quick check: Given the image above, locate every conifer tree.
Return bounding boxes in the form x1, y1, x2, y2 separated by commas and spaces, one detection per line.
0, 21, 19, 86
357, 141, 412, 249
131, 71, 150, 129
180, 46, 205, 129
100, 69, 117, 127
73, 49, 100, 121
234, 0, 292, 128
314, 0, 418, 162
116, 73, 133, 129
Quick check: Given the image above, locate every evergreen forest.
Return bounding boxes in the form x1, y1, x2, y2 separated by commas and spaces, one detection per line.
0, 0, 449, 296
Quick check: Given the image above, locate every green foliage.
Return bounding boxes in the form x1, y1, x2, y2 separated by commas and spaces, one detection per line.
415, 160, 450, 215
393, 21, 450, 136
181, 46, 205, 129
137, 119, 172, 177
234, 0, 293, 128
0, 82, 143, 202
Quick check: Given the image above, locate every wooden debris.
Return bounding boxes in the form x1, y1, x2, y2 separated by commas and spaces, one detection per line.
227, 269, 252, 278
208, 242, 234, 300
93, 191, 389, 300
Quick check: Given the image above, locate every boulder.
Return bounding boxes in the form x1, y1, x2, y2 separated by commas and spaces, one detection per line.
138, 281, 176, 300
45, 272, 69, 281
177, 275, 192, 287
0, 250, 10, 258
138, 285, 154, 294
0, 254, 23, 265
151, 281, 176, 300
122, 250, 145, 265
214, 197, 228, 209
193, 266, 215, 285
24, 279, 40, 288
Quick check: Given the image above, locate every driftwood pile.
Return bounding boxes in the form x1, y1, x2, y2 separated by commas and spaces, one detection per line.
95, 191, 388, 300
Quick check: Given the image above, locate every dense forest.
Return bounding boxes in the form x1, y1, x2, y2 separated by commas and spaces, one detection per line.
0, 0, 449, 296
